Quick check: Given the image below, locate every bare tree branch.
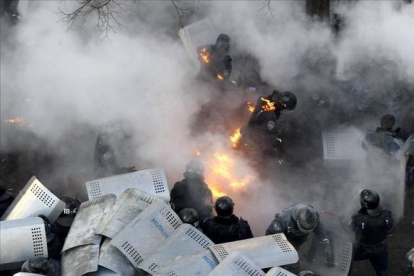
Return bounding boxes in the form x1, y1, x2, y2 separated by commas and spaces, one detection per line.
260, 0, 274, 17
59, 0, 127, 37
171, 0, 194, 28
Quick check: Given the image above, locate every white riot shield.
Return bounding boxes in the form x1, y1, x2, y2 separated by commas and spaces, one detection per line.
96, 188, 159, 238
155, 249, 218, 276
62, 194, 116, 252
398, 134, 414, 158
0, 217, 48, 271
61, 244, 100, 276
266, 267, 297, 276
111, 201, 182, 269
207, 252, 265, 276
86, 168, 170, 202
209, 234, 298, 269
298, 232, 352, 276
99, 238, 140, 276
179, 19, 218, 68
322, 131, 366, 162
139, 224, 214, 274
1, 176, 65, 224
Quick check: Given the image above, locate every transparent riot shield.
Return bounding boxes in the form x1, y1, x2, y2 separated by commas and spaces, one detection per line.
62, 194, 116, 252
266, 267, 297, 276
61, 244, 100, 276
178, 19, 218, 68
138, 224, 214, 275
209, 234, 299, 269
0, 217, 48, 271
111, 201, 182, 269
155, 249, 218, 276
1, 176, 65, 224
86, 168, 170, 202
208, 252, 265, 276
99, 238, 140, 276
322, 130, 366, 163
297, 231, 352, 276
96, 188, 160, 238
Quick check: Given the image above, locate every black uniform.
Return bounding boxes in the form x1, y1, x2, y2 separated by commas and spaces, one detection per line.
350, 207, 393, 276
201, 214, 253, 244
266, 204, 334, 267
0, 187, 14, 217
170, 178, 213, 220
266, 204, 330, 247
240, 93, 282, 153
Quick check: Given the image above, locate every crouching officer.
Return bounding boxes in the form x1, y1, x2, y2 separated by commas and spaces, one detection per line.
349, 189, 393, 276
201, 196, 253, 244
266, 204, 335, 268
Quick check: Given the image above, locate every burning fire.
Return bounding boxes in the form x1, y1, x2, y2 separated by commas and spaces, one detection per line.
199, 47, 210, 64
217, 74, 224, 80
261, 97, 276, 112
195, 150, 201, 156
4, 117, 24, 126
205, 152, 255, 199
230, 128, 242, 149
246, 101, 255, 113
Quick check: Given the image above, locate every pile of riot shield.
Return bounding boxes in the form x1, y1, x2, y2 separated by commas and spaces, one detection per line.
1, 169, 352, 276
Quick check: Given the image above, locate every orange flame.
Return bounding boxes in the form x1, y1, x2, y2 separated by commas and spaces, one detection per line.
205, 152, 255, 199
199, 47, 210, 64
261, 97, 276, 112
195, 150, 201, 156
217, 74, 224, 80
230, 128, 242, 149
246, 101, 255, 113
4, 117, 24, 126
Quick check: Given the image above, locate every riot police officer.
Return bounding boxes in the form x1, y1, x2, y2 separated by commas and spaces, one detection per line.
170, 160, 213, 220
201, 196, 253, 244
239, 90, 297, 154
362, 114, 404, 172
178, 208, 200, 228
0, 183, 14, 217
266, 204, 334, 267
197, 34, 232, 82
349, 189, 393, 276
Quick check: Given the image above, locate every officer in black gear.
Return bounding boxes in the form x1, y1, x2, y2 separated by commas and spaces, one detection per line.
178, 208, 200, 228
1, 0, 20, 25
0, 183, 14, 217
239, 90, 297, 154
201, 196, 253, 244
362, 114, 403, 172
51, 196, 80, 252
170, 160, 213, 220
21, 257, 60, 276
349, 189, 393, 276
38, 215, 62, 261
197, 34, 232, 82
266, 204, 334, 268
94, 125, 136, 178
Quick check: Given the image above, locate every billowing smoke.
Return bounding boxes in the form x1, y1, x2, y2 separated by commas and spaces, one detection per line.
1, 1, 412, 235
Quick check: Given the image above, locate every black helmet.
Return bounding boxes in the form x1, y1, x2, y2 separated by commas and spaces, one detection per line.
215, 34, 231, 55
215, 196, 235, 217
277, 91, 297, 111
296, 206, 318, 233
21, 257, 50, 274
178, 208, 199, 226
184, 160, 205, 179
360, 189, 380, 210
56, 197, 80, 228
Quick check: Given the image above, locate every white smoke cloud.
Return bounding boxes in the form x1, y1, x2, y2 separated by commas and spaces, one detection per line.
1, 0, 412, 235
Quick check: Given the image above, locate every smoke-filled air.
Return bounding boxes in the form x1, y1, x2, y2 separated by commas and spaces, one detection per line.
1, 1, 413, 276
